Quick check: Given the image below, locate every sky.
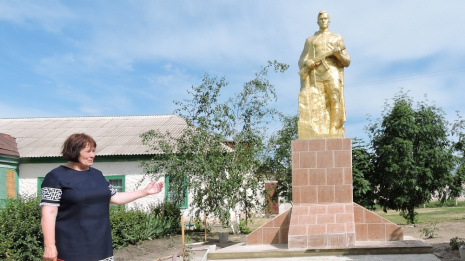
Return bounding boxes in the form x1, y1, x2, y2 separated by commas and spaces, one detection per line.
1, 0, 465, 142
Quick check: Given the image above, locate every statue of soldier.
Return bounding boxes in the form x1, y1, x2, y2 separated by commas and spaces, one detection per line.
298, 10, 351, 138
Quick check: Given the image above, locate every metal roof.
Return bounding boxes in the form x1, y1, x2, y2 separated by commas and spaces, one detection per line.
0, 115, 188, 158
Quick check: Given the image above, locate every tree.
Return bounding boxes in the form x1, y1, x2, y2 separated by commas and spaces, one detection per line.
262, 114, 298, 204
448, 111, 465, 200
351, 138, 376, 210
140, 61, 288, 234
367, 91, 454, 224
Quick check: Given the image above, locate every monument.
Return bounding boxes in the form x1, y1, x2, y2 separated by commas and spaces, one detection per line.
246, 10, 403, 249
297, 10, 350, 139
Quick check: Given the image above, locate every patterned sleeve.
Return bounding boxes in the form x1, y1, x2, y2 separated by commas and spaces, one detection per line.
109, 184, 118, 197
39, 172, 62, 207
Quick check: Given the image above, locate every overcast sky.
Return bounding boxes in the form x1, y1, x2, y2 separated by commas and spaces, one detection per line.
1, 1, 464, 141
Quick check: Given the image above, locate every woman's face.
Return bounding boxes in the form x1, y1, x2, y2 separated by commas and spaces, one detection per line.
78, 144, 96, 168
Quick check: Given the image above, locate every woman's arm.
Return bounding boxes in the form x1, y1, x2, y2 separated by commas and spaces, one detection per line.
110, 180, 164, 205
41, 205, 58, 261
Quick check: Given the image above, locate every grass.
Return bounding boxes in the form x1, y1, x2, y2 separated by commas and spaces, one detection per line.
375, 206, 465, 225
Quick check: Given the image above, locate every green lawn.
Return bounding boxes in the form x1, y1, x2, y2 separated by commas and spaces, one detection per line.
375, 206, 465, 225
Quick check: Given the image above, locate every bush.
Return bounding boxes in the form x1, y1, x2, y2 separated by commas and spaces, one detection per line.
110, 207, 148, 249
110, 202, 181, 249
450, 236, 465, 250
149, 201, 181, 235
0, 197, 43, 261
419, 222, 439, 238
0, 197, 181, 258
424, 200, 458, 208
239, 219, 252, 234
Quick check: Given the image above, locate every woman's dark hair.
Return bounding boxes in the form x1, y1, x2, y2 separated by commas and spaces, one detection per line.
62, 133, 97, 162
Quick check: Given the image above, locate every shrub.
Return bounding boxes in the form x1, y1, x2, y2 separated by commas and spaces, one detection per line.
450, 236, 465, 250
110, 202, 181, 249
424, 200, 458, 208
0, 197, 182, 258
419, 222, 439, 238
143, 213, 178, 239
0, 197, 43, 261
110, 207, 148, 249
149, 201, 181, 235
239, 219, 252, 234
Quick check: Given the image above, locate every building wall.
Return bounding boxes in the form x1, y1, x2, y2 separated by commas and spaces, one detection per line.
19, 161, 165, 210
18, 160, 268, 221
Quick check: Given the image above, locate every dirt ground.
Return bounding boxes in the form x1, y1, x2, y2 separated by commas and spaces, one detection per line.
400, 220, 465, 261
114, 220, 465, 261
114, 225, 247, 261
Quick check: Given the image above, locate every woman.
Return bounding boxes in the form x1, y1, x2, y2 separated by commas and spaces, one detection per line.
40, 133, 164, 261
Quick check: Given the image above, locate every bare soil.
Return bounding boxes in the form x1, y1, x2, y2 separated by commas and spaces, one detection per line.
401, 220, 465, 261
114, 230, 246, 261
114, 220, 465, 261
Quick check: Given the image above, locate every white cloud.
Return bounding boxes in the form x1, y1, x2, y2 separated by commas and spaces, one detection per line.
0, 0, 74, 32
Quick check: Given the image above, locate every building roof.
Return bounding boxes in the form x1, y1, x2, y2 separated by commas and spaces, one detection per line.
0, 115, 187, 158
0, 133, 20, 157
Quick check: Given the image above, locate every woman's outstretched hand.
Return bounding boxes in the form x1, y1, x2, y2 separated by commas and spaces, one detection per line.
145, 180, 164, 195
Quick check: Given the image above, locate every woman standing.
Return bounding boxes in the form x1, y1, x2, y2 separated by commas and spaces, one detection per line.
40, 133, 164, 261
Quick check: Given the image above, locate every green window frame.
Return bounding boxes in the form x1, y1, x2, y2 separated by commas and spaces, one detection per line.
164, 176, 188, 209
105, 175, 125, 192
37, 177, 45, 195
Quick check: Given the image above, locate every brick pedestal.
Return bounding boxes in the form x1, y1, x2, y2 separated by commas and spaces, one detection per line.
288, 139, 354, 248
246, 138, 403, 247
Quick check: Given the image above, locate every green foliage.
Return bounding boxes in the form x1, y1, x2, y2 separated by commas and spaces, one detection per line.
142, 214, 177, 239
192, 220, 204, 232
449, 112, 465, 199
418, 222, 439, 238
399, 209, 418, 225
0, 197, 43, 261
424, 200, 461, 208
0, 198, 180, 258
352, 138, 376, 210
239, 219, 252, 234
262, 114, 298, 203
140, 61, 288, 234
158, 201, 182, 218
110, 202, 181, 250
151, 202, 181, 237
450, 237, 465, 250
188, 219, 210, 233
110, 207, 148, 249
367, 90, 454, 224
376, 206, 465, 225
183, 234, 193, 261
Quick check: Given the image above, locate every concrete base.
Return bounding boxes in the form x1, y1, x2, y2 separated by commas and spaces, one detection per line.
209, 236, 434, 260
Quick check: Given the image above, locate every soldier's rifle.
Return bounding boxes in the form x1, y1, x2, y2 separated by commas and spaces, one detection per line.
298, 45, 346, 79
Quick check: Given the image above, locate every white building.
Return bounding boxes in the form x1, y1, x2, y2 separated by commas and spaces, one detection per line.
0, 115, 188, 211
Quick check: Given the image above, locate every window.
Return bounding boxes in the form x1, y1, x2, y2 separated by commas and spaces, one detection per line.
164, 176, 188, 209
37, 177, 45, 195
105, 175, 125, 192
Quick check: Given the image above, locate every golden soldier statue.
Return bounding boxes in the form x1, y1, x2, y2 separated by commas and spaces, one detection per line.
298, 10, 351, 139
